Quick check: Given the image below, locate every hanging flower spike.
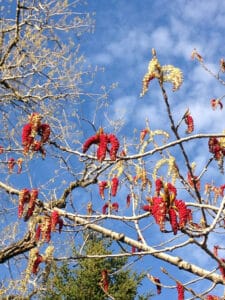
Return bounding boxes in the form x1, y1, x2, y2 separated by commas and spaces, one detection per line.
82, 134, 100, 153
140, 49, 161, 97
35, 224, 41, 241
28, 112, 42, 137
18, 188, 30, 218
111, 176, 119, 197
161, 64, 183, 91
184, 111, 194, 134
51, 210, 63, 233
32, 253, 43, 275
140, 128, 150, 142
102, 203, 109, 214
17, 158, 23, 174
39, 123, 51, 143
100, 269, 109, 293
147, 274, 161, 295
155, 178, 163, 196
219, 258, 225, 280
176, 281, 184, 300
22, 123, 33, 154
208, 137, 222, 160
174, 199, 189, 229
151, 197, 167, 231
211, 98, 223, 110
168, 207, 178, 235
24, 189, 38, 221
187, 172, 200, 191
167, 182, 177, 203
97, 132, 108, 162
126, 194, 131, 208
191, 48, 203, 62
107, 134, 120, 161
0, 146, 4, 154
111, 202, 119, 212
87, 202, 93, 215
220, 58, 225, 72
8, 158, 16, 173
32, 141, 46, 158
98, 181, 108, 199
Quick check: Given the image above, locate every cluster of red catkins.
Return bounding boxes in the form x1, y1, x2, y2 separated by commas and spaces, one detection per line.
18, 188, 39, 221
142, 179, 192, 235
82, 128, 119, 162
35, 210, 63, 243
208, 137, 225, 161
98, 176, 119, 214
22, 112, 50, 157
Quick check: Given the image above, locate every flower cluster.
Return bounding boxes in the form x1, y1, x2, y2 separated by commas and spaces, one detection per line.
35, 211, 63, 243
187, 171, 200, 190
7, 157, 23, 174
102, 202, 119, 214
142, 179, 192, 234
18, 188, 38, 221
205, 183, 225, 204
208, 137, 225, 171
140, 48, 183, 97
82, 128, 119, 162
22, 112, 51, 157
205, 295, 220, 300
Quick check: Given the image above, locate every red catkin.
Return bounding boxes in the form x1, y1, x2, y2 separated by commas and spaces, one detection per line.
151, 197, 167, 231
102, 203, 109, 214
155, 178, 163, 196
8, 158, 16, 173
39, 123, 51, 143
22, 123, 34, 154
107, 133, 120, 160
24, 189, 38, 221
32, 253, 43, 274
98, 181, 108, 199
174, 199, 189, 228
176, 281, 184, 300
184, 114, 194, 133
97, 133, 108, 162
168, 207, 178, 235
126, 194, 131, 208
82, 134, 100, 153
140, 128, 149, 142
51, 210, 63, 232
18, 188, 30, 218
111, 176, 119, 197
111, 202, 119, 212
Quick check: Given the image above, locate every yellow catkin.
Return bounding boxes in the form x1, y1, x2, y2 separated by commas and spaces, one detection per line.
152, 156, 178, 184
140, 49, 183, 96
161, 65, 183, 91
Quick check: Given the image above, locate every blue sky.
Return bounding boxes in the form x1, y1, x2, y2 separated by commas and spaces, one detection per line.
77, 1, 225, 299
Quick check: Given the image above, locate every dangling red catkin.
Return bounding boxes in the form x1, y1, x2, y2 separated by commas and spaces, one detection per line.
168, 207, 178, 235
176, 281, 184, 300
8, 158, 16, 173
18, 188, 30, 218
155, 178, 163, 196
126, 194, 131, 208
184, 114, 194, 133
97, 133, 108, 162
151, 197, 167, 231
39, 123, 51, 143
111, 202, 119, 212
102, 203, 109, 214
174, 199, 189, 228
32, 253, 43, 274
24, 189, 38, 221
22, 123, 33, 154
82, 134, 100, 153
107, 133, 120, 161
98, 181, 108, 199
111, 176, 119, 197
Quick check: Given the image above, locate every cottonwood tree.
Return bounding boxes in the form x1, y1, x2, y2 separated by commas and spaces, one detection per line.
1, 1, 225, 299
